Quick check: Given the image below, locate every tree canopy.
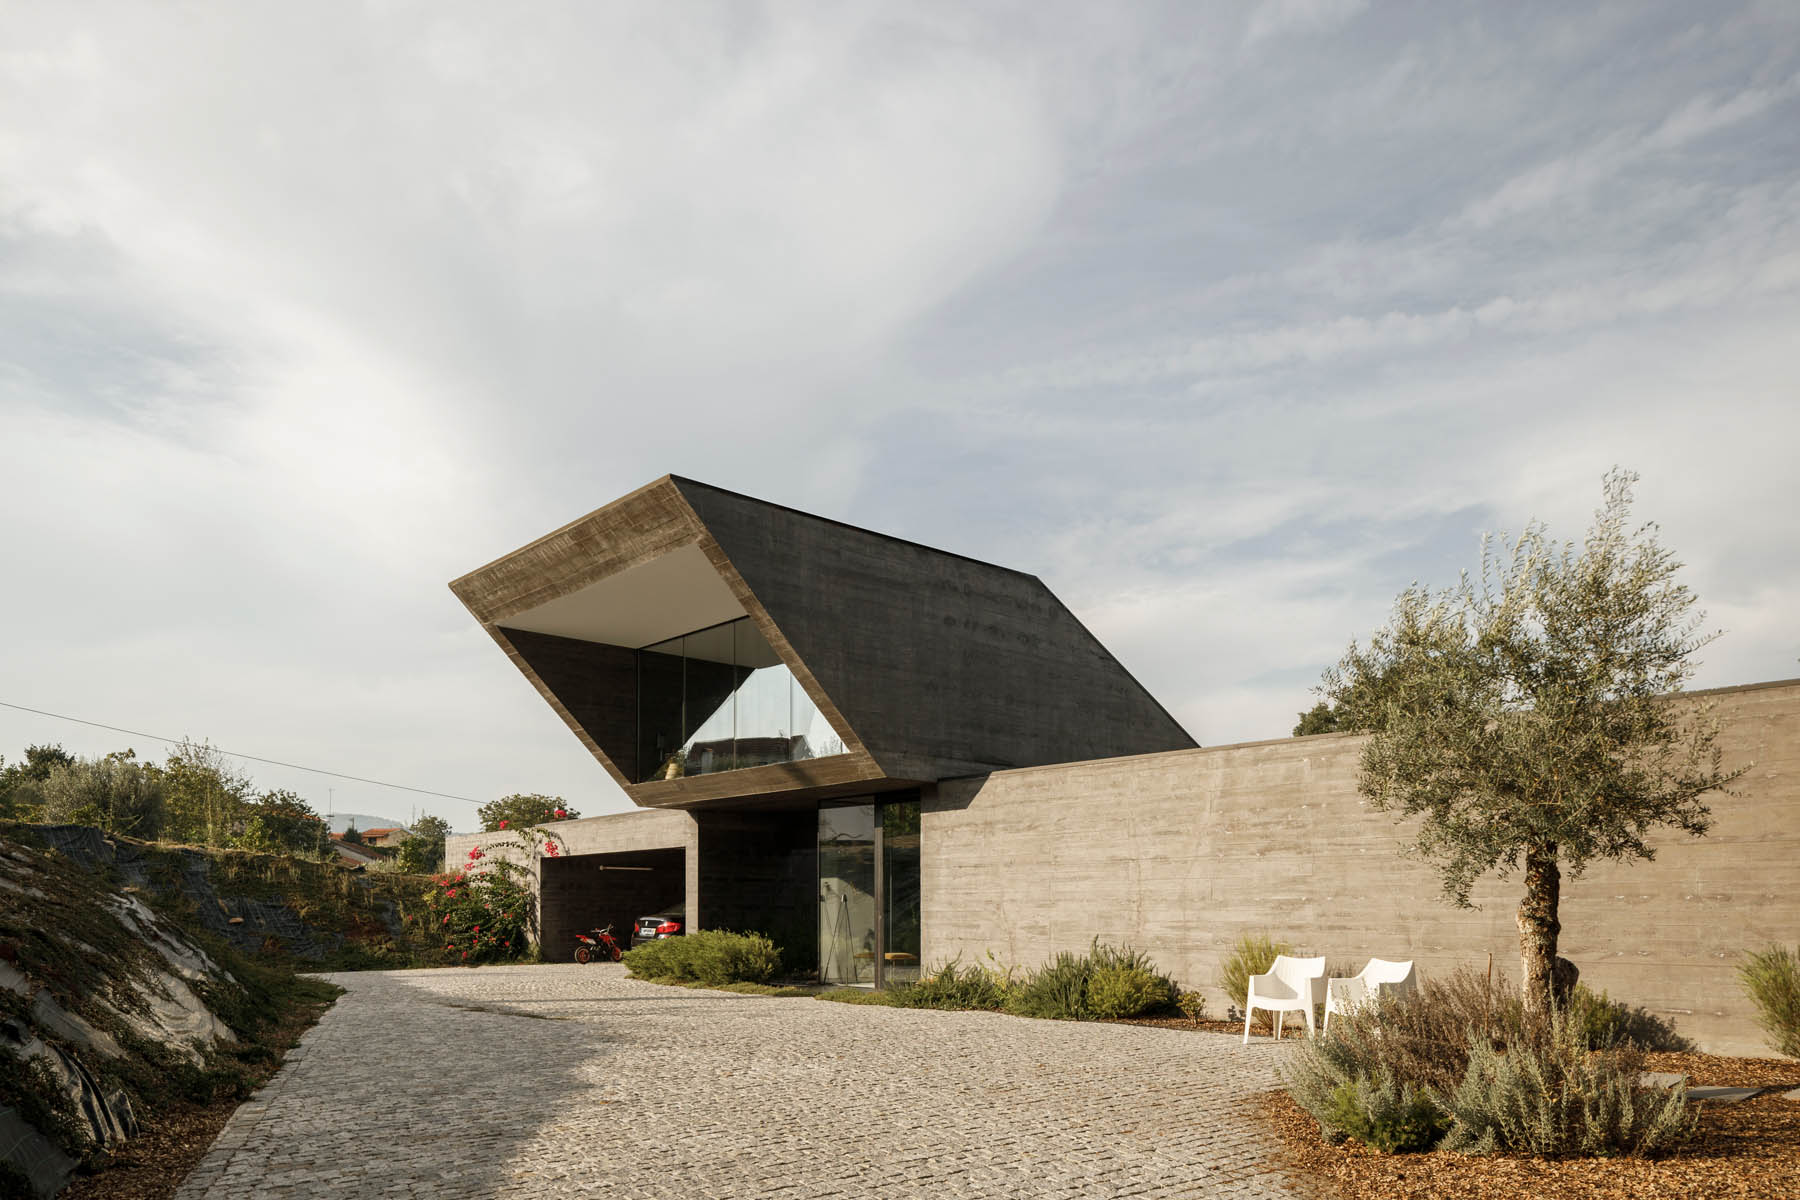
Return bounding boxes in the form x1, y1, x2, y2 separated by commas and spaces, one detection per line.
1322, 470, 1745, 1010
396, 814, 452, 874
477, 793, 577, 833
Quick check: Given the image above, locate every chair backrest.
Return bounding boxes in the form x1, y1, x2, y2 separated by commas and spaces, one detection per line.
1362, 958, 1416, 989
1271, 955, 1326, 991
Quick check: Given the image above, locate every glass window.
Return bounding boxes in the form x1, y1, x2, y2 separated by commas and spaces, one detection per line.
635, 616, 850, 782
882, 801, 921, 985
819, 804, 876, 985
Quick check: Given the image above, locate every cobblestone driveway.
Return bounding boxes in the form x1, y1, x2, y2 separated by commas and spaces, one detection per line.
176, 964, 1301, 1198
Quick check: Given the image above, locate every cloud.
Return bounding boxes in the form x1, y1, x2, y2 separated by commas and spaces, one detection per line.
1243, 0, 1369, 47
2, 1, 1796, 815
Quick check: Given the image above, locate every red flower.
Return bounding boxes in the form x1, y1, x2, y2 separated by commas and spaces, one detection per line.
446, 889, 458, 899
442, 915, 451, 924
553, 808, 566, 819
545, 842, 561, 858
498, 820, 508, 829
461, 951, 468, 960
473, 925, 481, 934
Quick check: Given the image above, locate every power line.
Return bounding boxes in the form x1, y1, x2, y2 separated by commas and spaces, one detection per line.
0, 699, 481, 807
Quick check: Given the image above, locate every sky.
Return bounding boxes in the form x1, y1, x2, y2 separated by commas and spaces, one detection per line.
3, 1, 1796, 832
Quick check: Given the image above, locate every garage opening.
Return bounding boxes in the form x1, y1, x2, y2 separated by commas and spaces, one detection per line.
539, 847, 686, 963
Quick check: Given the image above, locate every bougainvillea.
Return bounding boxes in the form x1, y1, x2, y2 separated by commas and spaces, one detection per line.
417, 823, 568, 966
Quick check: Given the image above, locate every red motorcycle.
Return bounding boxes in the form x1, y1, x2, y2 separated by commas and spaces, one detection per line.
573, 924, 624, 963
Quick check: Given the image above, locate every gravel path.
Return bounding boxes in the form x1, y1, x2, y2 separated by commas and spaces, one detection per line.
174, 964, 1301, 1198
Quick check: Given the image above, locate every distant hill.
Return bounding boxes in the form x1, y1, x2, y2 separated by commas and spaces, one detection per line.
324, 812, 408, 835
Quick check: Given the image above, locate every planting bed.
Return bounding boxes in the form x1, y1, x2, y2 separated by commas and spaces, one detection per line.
1263, 1051, 1800, 1200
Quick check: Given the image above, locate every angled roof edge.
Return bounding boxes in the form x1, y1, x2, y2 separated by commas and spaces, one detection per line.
449, 476, 883, 805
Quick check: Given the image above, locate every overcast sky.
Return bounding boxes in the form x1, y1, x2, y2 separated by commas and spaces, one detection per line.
3, 2, 1796, 831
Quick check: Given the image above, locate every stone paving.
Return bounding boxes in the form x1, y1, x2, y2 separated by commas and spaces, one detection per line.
175, 964, 1303, 1199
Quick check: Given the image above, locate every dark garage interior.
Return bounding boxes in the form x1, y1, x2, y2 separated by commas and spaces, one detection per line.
540, 847, 686, 962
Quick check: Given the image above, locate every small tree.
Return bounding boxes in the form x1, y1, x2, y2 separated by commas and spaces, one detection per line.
341, 821, 363, 845
477, 793, 577, 833
240, 790, 332, 859
0, 743, 74, 820
1323, 471, 1746, 1012
160, 738, 254, 847
38, 750, 167, 839
396, 814, 452, 874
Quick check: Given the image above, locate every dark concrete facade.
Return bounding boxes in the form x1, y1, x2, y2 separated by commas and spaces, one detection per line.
674, 480, 1196, 782
449, 476, 1197, 811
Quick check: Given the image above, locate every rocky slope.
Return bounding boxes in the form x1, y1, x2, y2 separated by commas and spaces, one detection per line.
0, 824, 437, 1197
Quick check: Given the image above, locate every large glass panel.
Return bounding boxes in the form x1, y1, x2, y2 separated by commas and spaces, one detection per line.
818, 804, 876, 985
789, 678, 845, 761
635, 616, 851, 781
882, 801, 921, 985
678, 622, 739, 776
732, 621, 801, 769
637, 637, 686, 782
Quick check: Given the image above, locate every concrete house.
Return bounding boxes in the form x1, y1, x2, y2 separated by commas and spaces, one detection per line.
446, 476, 1800, 1051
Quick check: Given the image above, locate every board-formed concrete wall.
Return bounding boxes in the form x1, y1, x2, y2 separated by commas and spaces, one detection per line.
922, 679, 1800, 1055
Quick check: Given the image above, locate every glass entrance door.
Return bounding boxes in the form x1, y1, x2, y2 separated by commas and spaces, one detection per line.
818, 797, 922, 987
818, 804, 876, 985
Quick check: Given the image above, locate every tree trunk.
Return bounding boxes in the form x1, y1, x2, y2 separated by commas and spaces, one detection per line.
1518, 845, 1561, 1015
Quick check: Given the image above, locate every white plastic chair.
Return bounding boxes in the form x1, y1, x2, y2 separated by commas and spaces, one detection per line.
1323, 958, 1417, 1034
1243, 955, 1326, 1043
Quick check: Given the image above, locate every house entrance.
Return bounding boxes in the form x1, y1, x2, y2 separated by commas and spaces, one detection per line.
818, 797, 920, 988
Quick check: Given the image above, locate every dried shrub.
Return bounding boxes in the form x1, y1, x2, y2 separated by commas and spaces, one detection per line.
1739, 944, 1800, 1059
1218, 933, 1291, 1013
1283, 967, 1696, 1158
1439, 1007, 1694, 1157
1566, 984, 1692, 1052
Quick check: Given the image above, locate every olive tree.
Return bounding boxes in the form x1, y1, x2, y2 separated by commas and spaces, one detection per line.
1323, 470, 1745, 1012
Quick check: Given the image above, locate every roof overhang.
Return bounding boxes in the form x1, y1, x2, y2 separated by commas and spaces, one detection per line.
449, 476, 888, 808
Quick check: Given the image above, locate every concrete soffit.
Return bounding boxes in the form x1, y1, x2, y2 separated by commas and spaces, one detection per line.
448, 476, 885, 803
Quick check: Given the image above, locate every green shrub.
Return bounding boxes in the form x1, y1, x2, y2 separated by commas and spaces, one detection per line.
621, 930, 781, 986
1218, 933, 1291, 1015
1739, 944, 1800, 1059
1088, 965, 1178, 1019
1565, 984, 1692, 1052
1282, 1000, 1407, 1145
1323, 1072, 1451, 1153
1003, 940, 1177, 1021
1006, 949, 1093, 1019
1176, 990, 1208, 1023
897, 960, 1007, 1011
1439, 1007, 1694, 1157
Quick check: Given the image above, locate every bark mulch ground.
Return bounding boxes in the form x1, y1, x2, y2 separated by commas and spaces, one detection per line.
1258, 1051, 1800, 1200
58, 989, 337, 1200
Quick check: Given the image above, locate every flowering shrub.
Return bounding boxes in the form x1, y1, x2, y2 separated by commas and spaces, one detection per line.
417, 824, 566, 965
477, 793, 579, 833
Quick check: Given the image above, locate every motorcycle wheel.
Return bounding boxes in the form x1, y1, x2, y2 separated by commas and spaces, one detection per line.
574, 945, 592, 965
608, 944, 623, 962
